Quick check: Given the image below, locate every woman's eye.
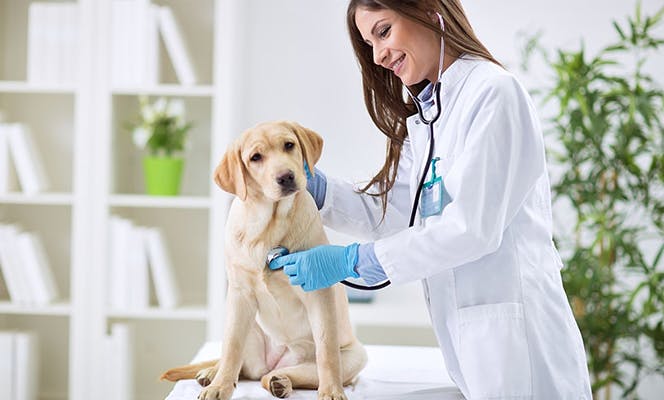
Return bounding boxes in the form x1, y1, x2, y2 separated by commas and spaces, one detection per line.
379, 25, 391, 38
284, 142, 295, 151
250, 153, 262, 162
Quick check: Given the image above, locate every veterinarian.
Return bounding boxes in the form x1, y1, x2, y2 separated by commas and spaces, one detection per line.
270, 0, 592, 398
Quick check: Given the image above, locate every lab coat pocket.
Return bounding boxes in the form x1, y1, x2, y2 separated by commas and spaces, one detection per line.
457, 302, 532, 399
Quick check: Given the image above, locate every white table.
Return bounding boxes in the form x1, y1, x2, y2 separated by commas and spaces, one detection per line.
165, 343, 463, 400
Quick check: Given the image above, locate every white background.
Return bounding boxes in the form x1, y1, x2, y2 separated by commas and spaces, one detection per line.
231, 0, 664, 397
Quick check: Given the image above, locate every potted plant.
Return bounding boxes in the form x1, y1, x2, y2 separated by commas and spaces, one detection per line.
129, 96, 193, 196
521, 3, 664, 399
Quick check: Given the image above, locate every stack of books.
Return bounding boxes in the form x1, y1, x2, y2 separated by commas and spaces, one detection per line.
0, 224, 59, 306
0, 331, 38, 400
27, 2, 79, 85
110, 0, 198, 86
26, 0, 198, 87
108, 216, 181, 311
0, 123, 49, 195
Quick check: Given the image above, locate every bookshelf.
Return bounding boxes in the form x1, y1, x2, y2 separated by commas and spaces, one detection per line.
1, 1, 433, 400
0, 0, 234, 399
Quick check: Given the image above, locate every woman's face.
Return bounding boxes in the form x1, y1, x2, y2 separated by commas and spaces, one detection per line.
355, 7, 440, 86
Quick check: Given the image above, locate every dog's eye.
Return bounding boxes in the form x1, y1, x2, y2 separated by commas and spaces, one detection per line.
250, 153, 262, 162
284, 141, 295, 151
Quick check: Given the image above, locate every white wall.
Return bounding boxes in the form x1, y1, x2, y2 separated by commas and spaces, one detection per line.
233, 0, 664, 397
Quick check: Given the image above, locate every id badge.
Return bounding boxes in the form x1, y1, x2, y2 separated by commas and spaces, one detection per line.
420, 177, 444, 218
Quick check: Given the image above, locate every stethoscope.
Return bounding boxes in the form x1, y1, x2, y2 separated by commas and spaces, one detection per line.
268, 15, 447, 291
340, 80, 443, 291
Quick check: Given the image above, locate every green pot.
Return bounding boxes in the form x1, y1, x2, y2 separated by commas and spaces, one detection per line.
143, 156, 184, 196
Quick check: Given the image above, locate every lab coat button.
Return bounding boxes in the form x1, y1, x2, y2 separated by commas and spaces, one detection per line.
415, 119, 421, 125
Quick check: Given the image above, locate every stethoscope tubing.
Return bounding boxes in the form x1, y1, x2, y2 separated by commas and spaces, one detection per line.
341, 81, 443, 291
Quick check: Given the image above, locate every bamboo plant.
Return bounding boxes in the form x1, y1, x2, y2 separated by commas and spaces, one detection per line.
522, 3, 664, 399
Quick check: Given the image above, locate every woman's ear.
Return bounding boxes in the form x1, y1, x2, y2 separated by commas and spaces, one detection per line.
214, 141, 248, 200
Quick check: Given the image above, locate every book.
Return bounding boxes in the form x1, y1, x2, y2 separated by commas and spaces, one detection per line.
0, 125, 19, 193
108, 216, 132, 310
0, 331, 15, 400
105, 324, 134, 400
158, 6, 197, 85
111, 0, 160, 87
4, 123, 49, 194
144, 227, 180, 308
128, 226, 149, 309
0, 225, 32, 305
14, 331, 38, 400
16, 231, 59, 306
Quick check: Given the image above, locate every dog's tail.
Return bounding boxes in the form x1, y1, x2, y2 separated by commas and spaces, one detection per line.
160, 359, 219, 382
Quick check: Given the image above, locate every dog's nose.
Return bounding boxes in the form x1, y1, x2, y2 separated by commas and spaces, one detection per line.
276, 171, 296, 187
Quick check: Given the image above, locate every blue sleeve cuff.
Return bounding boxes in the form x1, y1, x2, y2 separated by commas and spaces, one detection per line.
306, 166, 327, 210
355, 243, 389, 285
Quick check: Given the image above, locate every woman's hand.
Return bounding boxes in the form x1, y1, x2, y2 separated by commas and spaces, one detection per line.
269, 244, 359, 291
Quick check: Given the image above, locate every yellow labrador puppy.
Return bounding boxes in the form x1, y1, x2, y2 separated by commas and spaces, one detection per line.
161, 121, 367, 400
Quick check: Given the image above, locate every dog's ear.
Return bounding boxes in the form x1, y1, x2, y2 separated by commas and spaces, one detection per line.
288, 122, 323, 170
214, 142, 248, 200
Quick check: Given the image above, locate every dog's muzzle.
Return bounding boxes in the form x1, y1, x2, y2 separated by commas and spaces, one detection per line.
276, 170, 297, 194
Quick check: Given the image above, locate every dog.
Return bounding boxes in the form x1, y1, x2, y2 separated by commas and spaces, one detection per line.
160, 121, 367, 400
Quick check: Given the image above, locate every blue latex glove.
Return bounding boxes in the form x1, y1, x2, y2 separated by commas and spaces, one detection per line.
269, 243, 360, 291
304, 162, 327, 210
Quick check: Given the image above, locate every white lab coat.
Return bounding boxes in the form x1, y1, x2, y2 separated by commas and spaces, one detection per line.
320, 57, 592, 399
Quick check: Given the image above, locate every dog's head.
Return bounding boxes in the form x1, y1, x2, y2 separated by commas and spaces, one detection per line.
214, 121, 323, 201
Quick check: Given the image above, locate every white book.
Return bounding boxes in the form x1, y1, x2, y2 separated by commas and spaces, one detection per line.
144, 227, 180, 309
158, 6, 197, 85
0, 331, 16, 400
14, 331, 38, 400
27, 3, 47, 83
128, 226, 149, 309
60, 3, 79, 85
16, 232, 59, 306
137, 0, 160, 85
111, 1, 140, 86
108, 216, 132, 310
0, 225, 32, 305
0, 125, 19, 193
106, 324, 134, 400
5, 124, 49, 194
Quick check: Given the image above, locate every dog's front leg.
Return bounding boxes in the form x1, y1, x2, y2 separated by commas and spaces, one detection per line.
200, 286, 257, 400
304, 287, 346, 400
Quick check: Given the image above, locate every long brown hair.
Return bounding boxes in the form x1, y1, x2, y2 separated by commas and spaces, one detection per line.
346, 0, 500, 220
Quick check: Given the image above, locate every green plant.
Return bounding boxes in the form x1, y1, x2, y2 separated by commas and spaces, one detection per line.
522, 3, 664, 399
129, 96, 193, 157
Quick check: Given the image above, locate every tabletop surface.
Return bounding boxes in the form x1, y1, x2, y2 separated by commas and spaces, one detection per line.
165, 343, 464, 400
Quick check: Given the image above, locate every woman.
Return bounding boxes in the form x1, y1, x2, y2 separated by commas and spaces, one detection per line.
270, 1, 592, 398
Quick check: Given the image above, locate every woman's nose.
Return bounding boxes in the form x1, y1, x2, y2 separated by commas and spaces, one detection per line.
372, 44, 387, 67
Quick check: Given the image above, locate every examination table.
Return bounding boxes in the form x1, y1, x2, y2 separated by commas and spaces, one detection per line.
165, 342, 464, 400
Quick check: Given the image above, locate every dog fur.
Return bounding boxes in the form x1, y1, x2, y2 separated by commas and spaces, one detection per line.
160, 121, 367, 400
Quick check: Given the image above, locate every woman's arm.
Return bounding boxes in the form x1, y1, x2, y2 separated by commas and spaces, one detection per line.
375, 73, 547, 284
318, 142, 414, 241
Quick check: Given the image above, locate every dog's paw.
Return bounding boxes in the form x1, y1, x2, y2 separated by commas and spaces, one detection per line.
195, 366, 217, 387
318, 389, 347, 400
197, 385, 232, 400
268, 375, 293, 398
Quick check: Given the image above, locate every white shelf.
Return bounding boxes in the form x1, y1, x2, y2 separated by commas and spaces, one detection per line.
0, 192, 74, 205
107, 305, 208, 321
0, 80, 76, 94
0, 301, 72, 316
108, 194, 211, 209
111, 84, 214, 97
